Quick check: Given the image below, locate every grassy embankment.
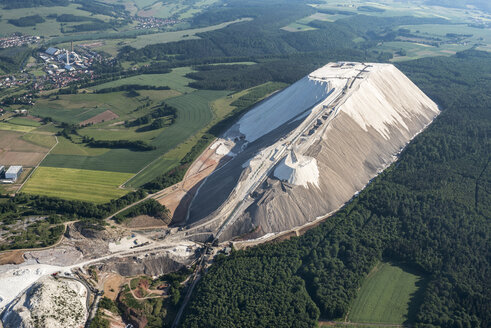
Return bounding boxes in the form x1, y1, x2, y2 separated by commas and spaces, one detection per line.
347, 262, 427, 325
22, 167, 133, 203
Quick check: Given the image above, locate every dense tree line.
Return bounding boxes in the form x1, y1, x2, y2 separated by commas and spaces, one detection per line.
0, 0, 68, 9
117, 5, 443, 65
180, 51, 491, 328
0, 190, 147, 221
142, 82, 286, 192
74, 0, 126, 17
54, 14, 102, 23
125, 103, 177, 130
0, 46, 33, 74
117, 10, 446, 92
113, 199, 169, 224
8, 14, 44, 27
96, 84, 170, 94
0, 190, 149, 250
85, 139, 156, 151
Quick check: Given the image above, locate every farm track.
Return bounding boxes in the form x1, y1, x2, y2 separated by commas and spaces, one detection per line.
16, 134, 58, 193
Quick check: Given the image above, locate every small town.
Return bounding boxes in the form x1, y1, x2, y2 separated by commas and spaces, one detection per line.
0, 33, 41, 49
134, 15, 182, 29
0, 43, 109, 92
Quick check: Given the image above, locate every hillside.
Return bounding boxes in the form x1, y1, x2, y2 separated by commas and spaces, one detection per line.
186, 62, 439, 241
1, 276, 87, 328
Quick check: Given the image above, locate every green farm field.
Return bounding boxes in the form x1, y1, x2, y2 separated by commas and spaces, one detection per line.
0, 4, 112, 38
312, 0, 486, 21
348, 262, 427, 325
128, 0, 220, 19
8, 117, 42, 127
0, 122, 36, 133
90, 68, 196, 94
59, 18, 251, 56
21, 132, 57, 148
33, 89, 179, 125
22, 167, 133, 203
41, 90, 227, 179
129, 18, 252, 48
126, 82, 284, 187
124, 89, 229, 187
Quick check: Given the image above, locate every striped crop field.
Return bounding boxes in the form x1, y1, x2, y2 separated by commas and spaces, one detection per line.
22, 167, 134, 204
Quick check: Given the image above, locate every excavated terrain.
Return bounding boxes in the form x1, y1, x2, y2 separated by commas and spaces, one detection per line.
1, 276, 87, 328
185, 62, 440, 241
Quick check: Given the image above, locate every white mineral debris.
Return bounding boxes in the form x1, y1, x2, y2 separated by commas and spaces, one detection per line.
187, 62, 440, 241
274, 151, 319, 187
1, 276, 87, 328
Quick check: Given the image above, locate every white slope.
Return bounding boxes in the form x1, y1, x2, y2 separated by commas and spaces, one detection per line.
339, 64, 439, 139
273, 151, 319, 187
234, 76, 331, 142
2, 276, 87, 328
0, 264, 63, 310
186, 62, 441, 241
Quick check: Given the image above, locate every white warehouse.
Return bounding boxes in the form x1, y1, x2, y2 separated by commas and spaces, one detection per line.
5, 166, 22, 181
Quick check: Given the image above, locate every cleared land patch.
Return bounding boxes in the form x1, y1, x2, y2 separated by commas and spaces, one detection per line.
0, 130, 50, 167
348, 262, 426, 325
8, 117, 42, 127
50, 136, 110, 156
79, 109, 119, 126
22, 167, 133, 203
21, 132, 57, 149
125, 90, 229, 187
0, 151, 46, 167
90, 68, 196, 94
0, 122, 36, 133
0, 130, 48, 153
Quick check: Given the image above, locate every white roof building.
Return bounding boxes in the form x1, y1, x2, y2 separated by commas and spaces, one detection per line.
5, 166, 22, 181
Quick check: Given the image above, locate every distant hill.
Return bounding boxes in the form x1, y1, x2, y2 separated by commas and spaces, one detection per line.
0, 0, 69, 9
426, 0, 491, 13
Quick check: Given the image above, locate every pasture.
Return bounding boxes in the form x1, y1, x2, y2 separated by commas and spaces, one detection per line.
8, 117, 41, 127
130, 0, 220, 19
0, 130, 51, 167
377, 41, 470, 61
0, 122, 36, 133
62, 18, 251, 56
22, 167, 133, 203
348, 262, 426, 325
33, 89, 179, 124
128, 18, 252, 48
21, 132, 57, 148
90, 68, 196, 94
125, 90, 229, 187
50, 136, 109, 156
126, 83, 283, 187
0, 4, 112, 38
41, 90, 227, 178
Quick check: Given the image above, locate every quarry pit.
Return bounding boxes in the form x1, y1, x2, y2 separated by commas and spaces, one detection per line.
0, 62, 440, 326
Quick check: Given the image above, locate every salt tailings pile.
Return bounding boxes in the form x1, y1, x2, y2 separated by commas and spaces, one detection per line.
186, 62, 440, 241
2, 276, 87, 328
273, 151, 319, 188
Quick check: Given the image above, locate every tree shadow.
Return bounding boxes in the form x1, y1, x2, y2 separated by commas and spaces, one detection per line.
386, 261, 430, 326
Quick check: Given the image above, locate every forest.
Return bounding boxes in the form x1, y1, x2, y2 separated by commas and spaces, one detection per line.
0, 0, 68, 9
8, 14, 45, 27
180, 50, 490, 328
113, 199, 169, 224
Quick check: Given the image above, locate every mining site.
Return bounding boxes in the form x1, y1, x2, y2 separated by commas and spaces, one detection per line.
0, 62, 439, 327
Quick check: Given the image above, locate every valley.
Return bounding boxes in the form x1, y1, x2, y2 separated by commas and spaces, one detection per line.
0, 1, 489, 328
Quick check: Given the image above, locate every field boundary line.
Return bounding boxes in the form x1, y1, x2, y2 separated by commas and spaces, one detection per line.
17, 135, 58, 194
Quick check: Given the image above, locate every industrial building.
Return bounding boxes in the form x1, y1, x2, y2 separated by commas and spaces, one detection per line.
0, 165, 4, 178
5, 166, 22, 182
